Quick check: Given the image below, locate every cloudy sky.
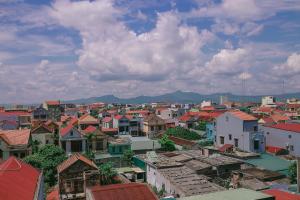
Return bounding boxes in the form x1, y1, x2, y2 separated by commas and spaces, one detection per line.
0, 0, 300, 103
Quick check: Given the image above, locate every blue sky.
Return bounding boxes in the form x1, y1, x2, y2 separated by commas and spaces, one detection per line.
0, 0, 300, 103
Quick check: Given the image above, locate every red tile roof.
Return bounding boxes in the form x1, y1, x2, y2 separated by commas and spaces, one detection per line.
46, 100, 60, 106
270, 114, 290, 123
266, 146, 286, 154
201, 106, 215, 111
31, 123, 53, 133
89, 183, 158, 200
263, 189, 300, 200
0, 157, 41, 200
179, 114, 193, 122
168, 136, 197, 147
83, 125, 97, 135
0, 129, 30, 146
229, 110, 257, 121
46, 187, 59, 200
102, 117, 112, 123
218, 144, 233, 153
267, 123, 300, 133
57, 153, 98, 174
101, 127, 118, 132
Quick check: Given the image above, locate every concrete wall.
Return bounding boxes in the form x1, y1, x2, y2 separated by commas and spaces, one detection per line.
262, 126, 300, 156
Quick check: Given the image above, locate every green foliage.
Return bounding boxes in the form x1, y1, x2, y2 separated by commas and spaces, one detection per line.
90, 110, 99, 118
288, 161, 297, 184
84, 133, 96, 156
239, 107, 250, 113
195, 121, 207, 131
198, 139, 214, 147
165, 127, 202, 140
23, 145, 67, 187
122, 149, 134, 166
32, 140, 41, 154
98, 162, 118, 185
159, 134, 176, 151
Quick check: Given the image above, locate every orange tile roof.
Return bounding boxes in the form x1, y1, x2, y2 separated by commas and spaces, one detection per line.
89, 183, 158, 200
0, 129, 30, 146
82, 125, 97, 135
229, 110, 257, 121
46, 100, 60, 106
57, 153, 98, 174
270, 114, 289, 123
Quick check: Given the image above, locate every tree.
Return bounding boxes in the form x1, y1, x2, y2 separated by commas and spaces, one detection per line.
24, 145, 67, 188
84, 133, 96, 159
32, 140, 41, 154
90, 109, 99, 118
288, 161, 297, 184
195, 121, 206, 131
165, 127, 202, 140
98, 162, 118, 185
122, 149, 134, 166
198, 139, 214, 147
159, 134, 176, 151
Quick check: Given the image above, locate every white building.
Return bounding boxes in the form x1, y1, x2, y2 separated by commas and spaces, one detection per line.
201, 101, 212, 108
262, 123, 300, 157
216, 110, 265, 153
261, 96, 276, 107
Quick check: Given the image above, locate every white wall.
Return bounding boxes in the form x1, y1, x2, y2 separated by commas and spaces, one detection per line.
263, 126, 300, 157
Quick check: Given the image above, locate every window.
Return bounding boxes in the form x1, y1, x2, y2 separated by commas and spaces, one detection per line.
234, 138, 239, 147
253, 126, 258, 131
289, 135, 292, 139
150, 126, 154, 131
214, 136, 217, 142
253, 140, 259, 150
266, 132, 270, 135
229, 134, 232, 140
70, 131, 73, 136
290, 145, 294, 151
220, 136, 224, 145
225, 116, 229, 122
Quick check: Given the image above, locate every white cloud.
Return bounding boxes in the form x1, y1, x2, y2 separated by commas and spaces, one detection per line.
273, 53, 300, 77
205, 48, 249, 75
238, 72, 252, 80
50, 0, 215, 82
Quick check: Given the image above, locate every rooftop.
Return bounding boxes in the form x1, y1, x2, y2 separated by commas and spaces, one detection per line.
0, 157, 41, 200
267, 123, 300, 133
57, 153, 98, 173
229, 110, 257, 121
88, 183, 158, 200
0, 129, 30, 146
263, 189, 300, 200
159, 166, 223, 197
179, 188, 273, 200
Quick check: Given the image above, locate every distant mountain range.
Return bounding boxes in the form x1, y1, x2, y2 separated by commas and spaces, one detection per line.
64, 90, 300, 104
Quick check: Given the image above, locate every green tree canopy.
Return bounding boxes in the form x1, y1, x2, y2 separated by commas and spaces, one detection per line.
165, 127, 202, 140
24, 144, 67, 187
288, 161, 297, 184
98, 162, 118, 185
159, 134, 176, 151
122, 149, 134, 166
195, 121, 207, 131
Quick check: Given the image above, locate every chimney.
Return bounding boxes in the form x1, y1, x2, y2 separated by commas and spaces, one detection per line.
297, 158, 300, 193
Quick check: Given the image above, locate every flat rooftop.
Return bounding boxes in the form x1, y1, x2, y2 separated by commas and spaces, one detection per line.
178, 188, 274, 200
159, 166, 223, 197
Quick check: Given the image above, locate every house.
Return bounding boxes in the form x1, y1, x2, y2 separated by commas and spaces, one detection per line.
43, 100, 62, 122
0, 119, 18, 130
143, 114, 166, 138
112, 115, 132, 135
0, 157, 44, 200
143, 152, 223, 198
108, 137, 131, 155
86, 183, 158, 200
262, 123, 300, 157
82, 126, 108, 153
216, 110, 265, 153
158, 108, 185, 120
32, 105, 49, 121
78, 114, 99, 130
59, 124, 87, 155
0, 129, 32, 160
57, 153, 99, 199
31, 124, 54, 148
178, 114, 198, 129
120, 135, 161, 154
262, 96, 276, 107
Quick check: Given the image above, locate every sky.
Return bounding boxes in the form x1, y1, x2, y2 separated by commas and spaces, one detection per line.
0, 0, 300, 103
